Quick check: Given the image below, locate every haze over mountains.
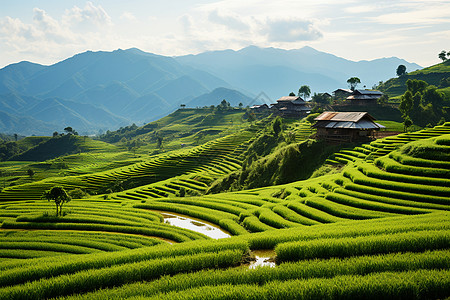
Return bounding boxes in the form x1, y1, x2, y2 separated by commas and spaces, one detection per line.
0, 46, 421, 136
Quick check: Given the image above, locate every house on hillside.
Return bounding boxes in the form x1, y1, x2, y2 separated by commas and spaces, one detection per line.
271, 96, 311, 117
313, 111, 385, 143
250, 104, 269, 111
333, 89, 353, 100
346, 90, 383, 106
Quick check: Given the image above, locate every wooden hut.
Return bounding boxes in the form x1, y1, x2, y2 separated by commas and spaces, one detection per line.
346, 90, 383, 106
313, 111, 384, 143
270, 96, 310, 117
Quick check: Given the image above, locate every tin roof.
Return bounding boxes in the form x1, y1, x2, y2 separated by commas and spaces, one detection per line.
314, 111, 374, 122
276, 96, 305, 104
313, 111, 383, 130
353, 90, 383, 96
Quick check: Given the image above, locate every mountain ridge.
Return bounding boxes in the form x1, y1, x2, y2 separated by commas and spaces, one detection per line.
0, 46, 423, 135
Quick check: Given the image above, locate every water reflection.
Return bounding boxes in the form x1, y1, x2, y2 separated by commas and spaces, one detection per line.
157, 211, 231, 239
249, 250, 276, 269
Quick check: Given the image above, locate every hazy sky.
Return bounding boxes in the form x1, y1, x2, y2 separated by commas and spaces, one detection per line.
1, 0, 449, 68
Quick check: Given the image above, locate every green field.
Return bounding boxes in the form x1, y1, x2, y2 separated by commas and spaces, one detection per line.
0, 109, 449, 299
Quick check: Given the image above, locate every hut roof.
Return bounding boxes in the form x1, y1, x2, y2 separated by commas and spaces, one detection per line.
313, 111, 384, 129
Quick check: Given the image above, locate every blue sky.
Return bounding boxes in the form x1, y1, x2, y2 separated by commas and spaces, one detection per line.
1, 0, 449, 68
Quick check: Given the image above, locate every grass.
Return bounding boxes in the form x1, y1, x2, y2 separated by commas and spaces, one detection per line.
0, 113, 449, 298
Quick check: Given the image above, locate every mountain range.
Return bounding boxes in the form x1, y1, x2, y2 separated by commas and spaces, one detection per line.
0, 46, 421, 136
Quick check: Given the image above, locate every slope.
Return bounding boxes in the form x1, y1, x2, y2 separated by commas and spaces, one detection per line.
378, 59, 450, 97
0, 123, 448, 299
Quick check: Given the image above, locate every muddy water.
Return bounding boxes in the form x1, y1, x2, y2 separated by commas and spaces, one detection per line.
249, 249, 276, 269
154, 210, 231, 239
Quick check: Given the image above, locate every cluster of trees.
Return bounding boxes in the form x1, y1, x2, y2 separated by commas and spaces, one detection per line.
438, 50, 450, 62
0, 141, 23, 161
399, 79, 448, 130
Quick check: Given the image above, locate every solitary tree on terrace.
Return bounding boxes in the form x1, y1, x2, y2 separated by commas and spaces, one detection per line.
41, 186, 71, 216
347, 77, 361, 91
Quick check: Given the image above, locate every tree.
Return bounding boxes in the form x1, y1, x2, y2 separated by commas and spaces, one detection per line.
438, 50, 447, 62
41, 186, 71, 216
27, 169, 35, 178
156, 135, 163, 149
272, 117, 282, 136
347, 77, 361, 91
403, 115, 413, 132
218, 99, 230, 110
238, 102, 243, 108
298, 85, 311, 100
399, 90, 413, 116
311, 93, 331, 104
396, 65, 406, 76
64, 127, 73, 134
52, 131, 59, 137
289, 92, 296, 96
406, 79, 428, 95
13, 134, 18, 141
180, 104, 186, 109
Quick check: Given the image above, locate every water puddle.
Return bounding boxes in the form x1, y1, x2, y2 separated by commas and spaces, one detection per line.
154, 210, 231, 239
249, 250, 276, 269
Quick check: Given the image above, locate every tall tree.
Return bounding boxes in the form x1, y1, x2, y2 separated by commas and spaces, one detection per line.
41, 186, 71, 216
298, 85, 311, 100
347, 77, 361, 91
406, 79, 428, 95
403, 115, 413, 132
438, 50, 447, 62
396, 65, 407, 76
399, 90, 413, 116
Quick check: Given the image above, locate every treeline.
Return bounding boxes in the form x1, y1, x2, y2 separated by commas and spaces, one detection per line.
399, 79, 449, 128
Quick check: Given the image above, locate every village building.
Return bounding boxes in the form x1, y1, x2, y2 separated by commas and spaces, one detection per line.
270, 96, 311, 117
250, 104, 270, 111
346, 90, 383, 106
333, 89, 353, 100
313, 111, 385, 143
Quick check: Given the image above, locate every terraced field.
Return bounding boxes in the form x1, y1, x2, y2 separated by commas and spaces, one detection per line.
0, 120, 449, 299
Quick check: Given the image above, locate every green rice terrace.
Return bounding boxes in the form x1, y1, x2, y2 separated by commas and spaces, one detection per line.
0, 109, 449, 299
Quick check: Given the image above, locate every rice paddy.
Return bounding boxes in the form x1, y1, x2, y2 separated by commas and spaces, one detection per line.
0, 113, 449, 299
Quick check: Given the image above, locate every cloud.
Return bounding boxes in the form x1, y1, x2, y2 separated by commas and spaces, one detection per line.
369, 2, 450, 25
207, 9, 249, 31
261, 18, 323, 42
33, 8, 69, 43
120, 12, 137, 22
64, 1, 111, 25
0, 2, 117, 67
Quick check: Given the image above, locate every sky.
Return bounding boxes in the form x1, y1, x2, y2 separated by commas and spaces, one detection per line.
1, 0, 449, 68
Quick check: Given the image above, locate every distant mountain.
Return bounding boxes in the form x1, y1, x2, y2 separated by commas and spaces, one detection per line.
0, 46, 422, 135
0, 49, 234, 135
0, 110, 55, 136
175, 46, 422, 99
186, 87, 253, 108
